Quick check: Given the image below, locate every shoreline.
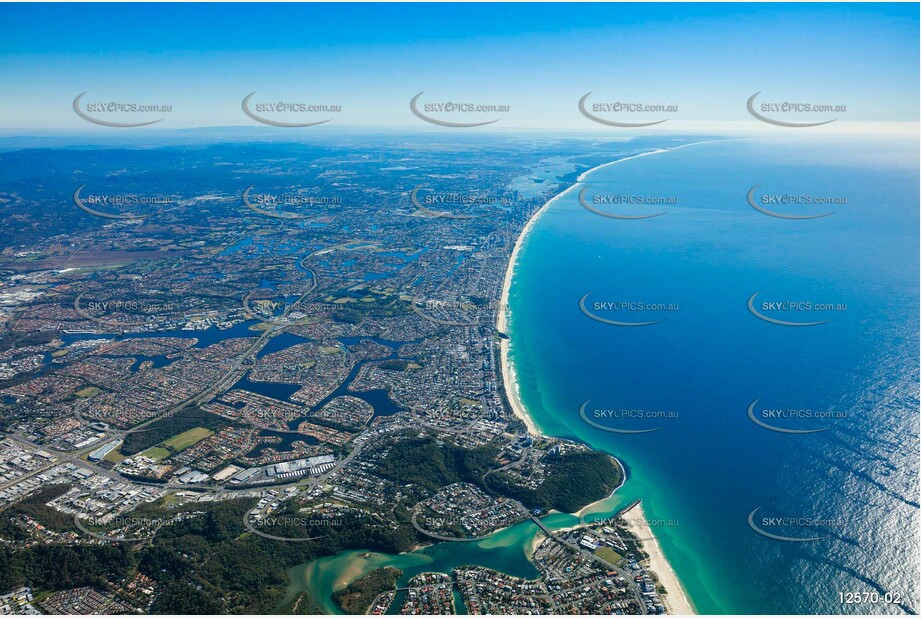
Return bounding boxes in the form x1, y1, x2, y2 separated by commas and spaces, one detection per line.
621, 502, 696, 616
496, 142, 712, 616
575, 454, 627, 518
497, 145, 688, 437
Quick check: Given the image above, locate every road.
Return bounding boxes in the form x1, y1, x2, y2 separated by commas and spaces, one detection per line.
410, 500, 529, 543
527, 512, 649, 614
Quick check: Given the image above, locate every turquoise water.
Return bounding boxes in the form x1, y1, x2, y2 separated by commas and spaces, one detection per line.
506, 136, 919, 614
285, 518, 543, 614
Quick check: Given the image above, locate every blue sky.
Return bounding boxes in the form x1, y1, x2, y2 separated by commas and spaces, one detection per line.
0, 3, 917, 131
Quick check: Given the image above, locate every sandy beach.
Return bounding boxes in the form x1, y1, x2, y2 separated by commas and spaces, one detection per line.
621, 502, 696, 615
575, 454, 627, 519
496, 192, 549, 436
496, 144, 706, 615
497, 146, 688, 436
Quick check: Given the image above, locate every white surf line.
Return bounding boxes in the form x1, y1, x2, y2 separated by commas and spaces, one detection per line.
576, 137, 738, 182
498, 138, 731, 437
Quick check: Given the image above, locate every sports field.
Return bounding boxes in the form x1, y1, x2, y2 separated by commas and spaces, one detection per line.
139, 427, 214, 461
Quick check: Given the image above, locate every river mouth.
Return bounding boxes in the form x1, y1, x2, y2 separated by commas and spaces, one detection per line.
502, 136, 920, 614
285, 513, 553, 615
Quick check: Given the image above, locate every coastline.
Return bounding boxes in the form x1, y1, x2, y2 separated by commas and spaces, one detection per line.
575, 454, 627, 518
496, 143, 705, 616
621, 502, 695, 616
496, 146, 681, 437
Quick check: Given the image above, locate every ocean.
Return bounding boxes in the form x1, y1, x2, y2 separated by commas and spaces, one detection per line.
505, 135, 920, 614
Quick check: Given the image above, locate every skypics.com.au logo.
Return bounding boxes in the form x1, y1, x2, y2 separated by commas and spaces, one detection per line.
242, 92, 341, 127
578, 92, 677, 127
409, 185, 510, 219
74, 186, 180, 220
242, 185, 341, 219
747, 508, 843, 542
579, 292, 679, 326
747, 399, 846, 434
747, 92, 845, 128
579, 400, 678, 434
747, 185, 843, 220
73, 92, 172, 127
578, 185, 674, 219
747, 292, 846, 326
74, 292, 180, 328
410, 92, 510, 127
